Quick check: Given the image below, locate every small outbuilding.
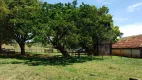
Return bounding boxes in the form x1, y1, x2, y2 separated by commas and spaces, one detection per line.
112, 35, 142, 58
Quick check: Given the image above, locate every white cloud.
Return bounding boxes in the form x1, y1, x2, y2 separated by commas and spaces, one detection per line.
127, 2, 142, 12
120, 23, 142, 37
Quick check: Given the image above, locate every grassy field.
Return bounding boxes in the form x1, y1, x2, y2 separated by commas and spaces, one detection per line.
2, 44, 60, 54
0, 55, 142, 80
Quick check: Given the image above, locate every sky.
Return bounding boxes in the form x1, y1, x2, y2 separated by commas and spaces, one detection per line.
41, 0, 142, 37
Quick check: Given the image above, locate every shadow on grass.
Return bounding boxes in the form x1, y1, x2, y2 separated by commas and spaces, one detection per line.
0, 54, 103, 66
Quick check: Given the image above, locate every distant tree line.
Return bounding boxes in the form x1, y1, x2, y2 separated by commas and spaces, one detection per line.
0, 0, 122, 57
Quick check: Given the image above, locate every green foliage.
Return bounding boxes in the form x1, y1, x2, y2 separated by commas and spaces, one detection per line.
0, 0, 11, 44
37, 1, 79, 57
73, 4, 121, 55
2, 0, 42, 54
26, 42, 32, 49
1, 0, 121, 56
34, 0, 121, 56
8, 0, 40, 41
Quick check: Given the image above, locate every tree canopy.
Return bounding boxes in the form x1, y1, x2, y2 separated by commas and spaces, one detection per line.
0, 0, 121, 57
3, 0, 42, 55
0, 0, 11, 53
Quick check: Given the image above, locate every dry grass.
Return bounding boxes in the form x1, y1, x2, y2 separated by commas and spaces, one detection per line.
2, 44, 60, 54
0, 55, 142, 80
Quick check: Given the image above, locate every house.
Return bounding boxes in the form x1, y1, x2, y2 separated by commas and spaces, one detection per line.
112, 35, 142, 58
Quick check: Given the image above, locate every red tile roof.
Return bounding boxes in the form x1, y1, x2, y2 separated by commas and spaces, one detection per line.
112, 35, 142, 48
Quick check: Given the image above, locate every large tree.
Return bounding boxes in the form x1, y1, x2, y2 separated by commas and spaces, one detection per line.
0, 0, 11, 53
1, 0, 121, 57
5, 0, 41, 55
75, 4, 121, 55
39, 1, 121, 57
38, 1, 78, 57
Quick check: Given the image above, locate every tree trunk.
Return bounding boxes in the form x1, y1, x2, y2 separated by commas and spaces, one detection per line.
18, 42, 25, 55
56, 45, 70, 58
110, 44, 112, 55
92, 36, 99, 56
93, 42, 99, 56
96, 43, 99, 55
86, 48, 92, 56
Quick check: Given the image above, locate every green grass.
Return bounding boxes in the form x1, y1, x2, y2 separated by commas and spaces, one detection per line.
0, 55, 142, 80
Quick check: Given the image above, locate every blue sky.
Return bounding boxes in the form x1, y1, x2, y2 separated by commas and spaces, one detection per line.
42, 0, 142, 37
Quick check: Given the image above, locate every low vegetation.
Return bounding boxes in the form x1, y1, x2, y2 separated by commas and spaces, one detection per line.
0, 55, 141, 80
